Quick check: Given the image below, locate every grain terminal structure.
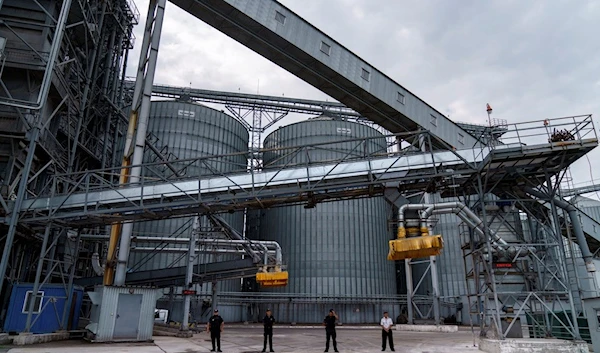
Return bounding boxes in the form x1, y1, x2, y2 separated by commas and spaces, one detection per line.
247, 118, 398, 324
0, 0, 599, 350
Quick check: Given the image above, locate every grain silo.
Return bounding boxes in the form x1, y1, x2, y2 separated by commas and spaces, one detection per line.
248, 117, 398, 324
127, 101, 249, 322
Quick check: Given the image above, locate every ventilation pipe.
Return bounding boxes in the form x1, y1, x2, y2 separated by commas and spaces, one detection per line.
91, 253, 105, 276
398, 202, 529, 257
525, 187, 596, 272
422, 202, 510, 246
397, 204, 434, 237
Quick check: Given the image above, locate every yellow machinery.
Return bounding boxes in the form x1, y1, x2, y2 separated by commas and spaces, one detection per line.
256, 270, 289, 287
387, 226, 444, 260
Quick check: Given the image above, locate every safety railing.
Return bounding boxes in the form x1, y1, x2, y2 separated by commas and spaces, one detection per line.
493, 114, 596, 149
32, 130, 453, 196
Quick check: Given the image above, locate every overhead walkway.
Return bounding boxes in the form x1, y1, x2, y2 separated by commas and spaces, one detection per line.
9, 117, 596, 228
17, 133, 489, 226
561, 183, 600, 197
168, 0, 479, 149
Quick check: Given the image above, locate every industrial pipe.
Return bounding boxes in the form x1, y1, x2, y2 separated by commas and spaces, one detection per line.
397, 204, 433, 237
422, 202, 509, 246
398, 202, 530, 257
429, 208, 525, 257
129, 247, 277, 255
525, 187, 596, 272
91, 253, 104, 276
113, 0, 168, 286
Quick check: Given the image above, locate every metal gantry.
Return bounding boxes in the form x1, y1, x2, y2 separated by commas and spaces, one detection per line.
0, 1, 138, 330
0, 0, 599, 343
6, 113, 599, 337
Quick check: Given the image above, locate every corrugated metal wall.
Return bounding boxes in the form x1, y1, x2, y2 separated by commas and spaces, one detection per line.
126, 101, 249, 322
248, 118, 398, 324
94, 286, 161, 342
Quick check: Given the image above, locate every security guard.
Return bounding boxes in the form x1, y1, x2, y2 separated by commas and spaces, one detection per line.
262, 308, 276, 352
380, 311, 395, 351
206, 309, 224, 352
323, 309, 339, 352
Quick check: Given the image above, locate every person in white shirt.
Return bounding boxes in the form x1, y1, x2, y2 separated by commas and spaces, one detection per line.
380, 311, 395, 351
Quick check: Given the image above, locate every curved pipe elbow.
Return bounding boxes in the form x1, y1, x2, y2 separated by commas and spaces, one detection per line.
91, 252, 104, 276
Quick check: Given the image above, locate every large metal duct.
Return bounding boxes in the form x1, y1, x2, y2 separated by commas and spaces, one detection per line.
249, 117, 397, 324
126, 101, 249, 322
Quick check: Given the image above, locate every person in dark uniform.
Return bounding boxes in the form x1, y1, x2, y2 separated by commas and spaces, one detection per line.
262, 308, 276, 352
206, 309, 224, 352
323, 309, 339, 352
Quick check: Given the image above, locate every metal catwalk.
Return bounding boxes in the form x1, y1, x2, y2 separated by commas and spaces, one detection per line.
10, 116, 597, 229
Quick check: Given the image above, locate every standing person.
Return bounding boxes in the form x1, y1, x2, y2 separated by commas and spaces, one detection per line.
323, 309, 339, 352
380, 311, 395, 351
262, 308, 276, 352
206, 309, 224, 352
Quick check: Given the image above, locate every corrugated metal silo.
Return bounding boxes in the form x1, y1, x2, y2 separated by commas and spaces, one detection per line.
250, 117, 397, 324
127, 101, 249, 322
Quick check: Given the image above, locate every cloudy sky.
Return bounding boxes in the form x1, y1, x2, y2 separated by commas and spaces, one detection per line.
127, 0, 600, 193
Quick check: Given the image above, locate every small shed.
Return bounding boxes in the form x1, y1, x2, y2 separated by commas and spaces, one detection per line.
4, 283, 84, 334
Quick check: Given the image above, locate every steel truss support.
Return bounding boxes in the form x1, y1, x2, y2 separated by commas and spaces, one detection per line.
21, 224, 82, 332
404, 257, 441, 325
460, 166, 583, 340
226, 106, 288, 170
106, 0, 167, 286
0, 0, 73, 300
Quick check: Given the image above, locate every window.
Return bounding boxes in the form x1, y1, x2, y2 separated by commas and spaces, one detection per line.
430, 114, 437, 126
275, 11, 286, 25
320, 41, 331, 55
397, 92, 405, 104
361, 68, 370, 81
458, 133, 465, 145
22, 291, 44, 314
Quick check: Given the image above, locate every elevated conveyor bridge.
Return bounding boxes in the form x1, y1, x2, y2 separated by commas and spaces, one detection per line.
168, 0, 481, 150
6, 116, 597, 235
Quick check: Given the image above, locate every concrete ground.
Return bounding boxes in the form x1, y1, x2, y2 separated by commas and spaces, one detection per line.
4, 326, 482, 353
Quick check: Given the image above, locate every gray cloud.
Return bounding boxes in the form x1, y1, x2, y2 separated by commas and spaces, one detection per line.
128, 0, 600, 192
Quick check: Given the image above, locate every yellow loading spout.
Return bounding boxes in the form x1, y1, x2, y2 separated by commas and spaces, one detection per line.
256, 270, 289, 287
387, 231, 444, 261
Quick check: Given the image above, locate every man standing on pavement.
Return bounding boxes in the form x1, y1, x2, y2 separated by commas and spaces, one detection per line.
323, 309, 339, 352
380, 311, 395, 351
206, 309, 224, 352
262, 308, 276, 352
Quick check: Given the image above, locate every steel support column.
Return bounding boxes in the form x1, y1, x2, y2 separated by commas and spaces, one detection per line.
211, 281, 218, 313
113, 0, 167, 286
181, 216, 198, 332
430, 255, 441, 325
61, 229, 81, 330
24, 224, 52, 332
404, 260, 414, 325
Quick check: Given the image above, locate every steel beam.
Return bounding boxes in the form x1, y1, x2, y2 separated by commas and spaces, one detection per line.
18, 146, 490, 222
168, 0, 480, 149
74, 258, 256, 288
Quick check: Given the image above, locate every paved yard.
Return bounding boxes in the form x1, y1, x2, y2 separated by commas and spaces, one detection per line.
6, 326, 481, 353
